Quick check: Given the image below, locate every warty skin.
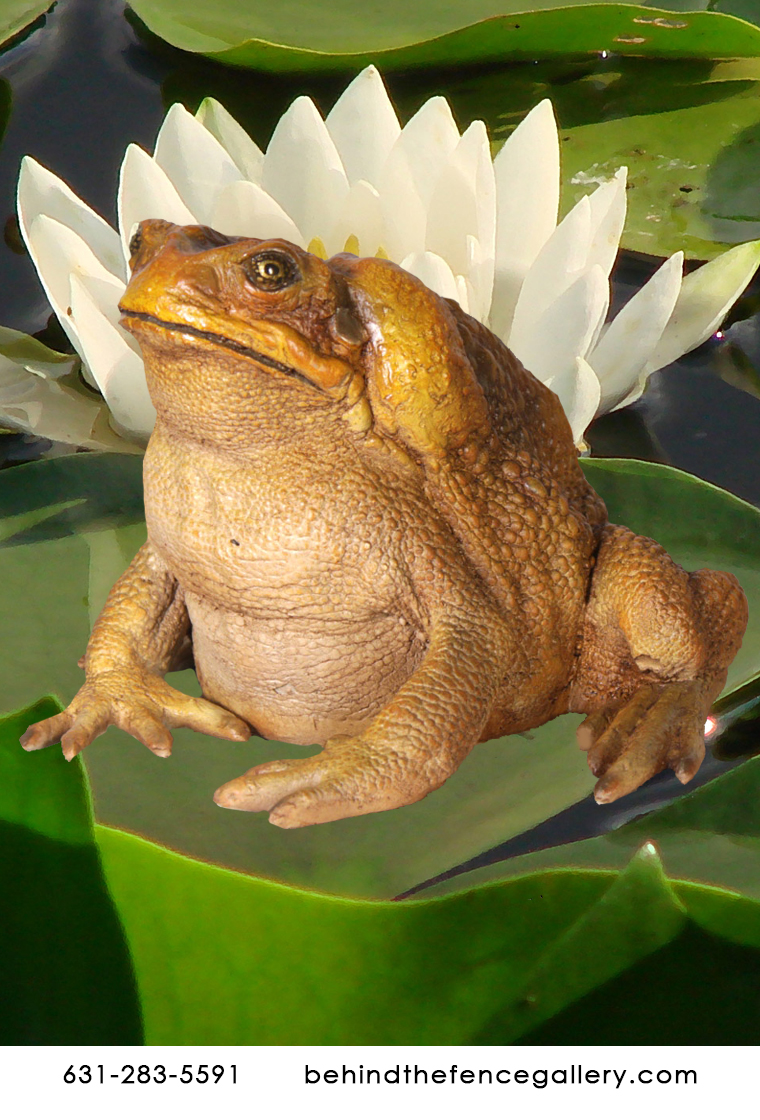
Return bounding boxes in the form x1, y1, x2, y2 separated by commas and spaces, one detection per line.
21, 221, 748, 828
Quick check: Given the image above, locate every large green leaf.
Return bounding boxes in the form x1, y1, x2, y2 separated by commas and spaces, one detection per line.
561, 70, 760, 260
0, 0, 51, 48
94, 823, 602, 1044
0, 699, 142, 1043
490, 866, 760, 1044
3, 453, 759, 899
6, 697, 760, 1044
95, 826, 760, 1043
128, 0, 760, 71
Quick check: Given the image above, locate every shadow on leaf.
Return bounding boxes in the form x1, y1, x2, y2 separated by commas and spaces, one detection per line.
0, 820, 142, 1044
0, 697, 142, 1044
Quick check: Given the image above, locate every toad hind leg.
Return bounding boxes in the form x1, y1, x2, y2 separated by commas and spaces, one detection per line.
214, 615, 510, 828
572, 525, 747, 804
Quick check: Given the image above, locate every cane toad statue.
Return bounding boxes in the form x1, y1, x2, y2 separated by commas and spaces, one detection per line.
21, 221, 748, 828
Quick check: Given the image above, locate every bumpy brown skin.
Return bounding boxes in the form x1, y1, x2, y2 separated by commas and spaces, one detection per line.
21, 222, 748, 827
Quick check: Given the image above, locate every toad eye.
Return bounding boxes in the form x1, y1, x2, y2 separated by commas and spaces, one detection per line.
242, 251, 299, 292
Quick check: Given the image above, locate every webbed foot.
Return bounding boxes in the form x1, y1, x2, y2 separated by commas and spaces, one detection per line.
576, 680, 707, 804
214, 734, 449, 828
21, 670, 251, 760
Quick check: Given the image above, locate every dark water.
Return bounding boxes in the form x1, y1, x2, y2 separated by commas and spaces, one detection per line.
1, 0, 759, 887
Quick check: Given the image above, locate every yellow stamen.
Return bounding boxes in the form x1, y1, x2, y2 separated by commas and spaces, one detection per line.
375, 245, 389, 259
307, 236, 328, 259
343, 233, 360, 255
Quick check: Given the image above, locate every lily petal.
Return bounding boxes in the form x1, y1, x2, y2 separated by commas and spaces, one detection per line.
329, 179, 383, 257
390, 96, 460, 207
400, 250, 461, 306
18, 157, 127, 283
154, 103, 244, 226
262, 96, 349, 254
592, 252, 683, 413
23, 215, 125, 358
585, 168, 628, 281
196, 97, 264, 183
210, 180, 304, 244
508, 196, 592, 358
426, 121, 495, 316
455, 274, 473, 317
377, 146, 426, 261
74, 271, 138, 364
425, 145, 479, 278
69, 274, 155, 440
511, 265, 609, 386
470, 121, 497, 264
546, 356, 602, 446
645, 239, 760, 374
118, 143, 196, 263
463, 235, 491, 323
491, 100, 560, 338
0, 355, 110, 447
326, 65, 400, 187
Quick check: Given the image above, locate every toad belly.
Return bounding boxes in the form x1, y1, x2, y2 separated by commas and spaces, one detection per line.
185, 592, 426, 744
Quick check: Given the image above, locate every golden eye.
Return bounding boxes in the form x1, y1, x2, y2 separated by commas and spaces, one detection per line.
242, 251, 299, 291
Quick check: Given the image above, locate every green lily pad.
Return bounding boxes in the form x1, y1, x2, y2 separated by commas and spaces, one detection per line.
128, 0, 760, 72
0, 699, 141, 1043
0, 0, 52, 49
0, 452, 144, 544
7, 699, 760, 1043
3, 453, 759, 900
494, 864, 760, 1044
561, 72, 760, 259
96, 825, 760, 1043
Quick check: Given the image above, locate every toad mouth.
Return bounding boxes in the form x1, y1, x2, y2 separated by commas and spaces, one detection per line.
120, 309, 314, 385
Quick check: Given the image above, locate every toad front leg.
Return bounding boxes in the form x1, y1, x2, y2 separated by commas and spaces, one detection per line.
214, 613, 510, 828
21, 542, 250, 759
571, 525, 748, 803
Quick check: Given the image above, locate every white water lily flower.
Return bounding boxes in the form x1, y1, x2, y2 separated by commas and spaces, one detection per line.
15, 65, 760, 448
